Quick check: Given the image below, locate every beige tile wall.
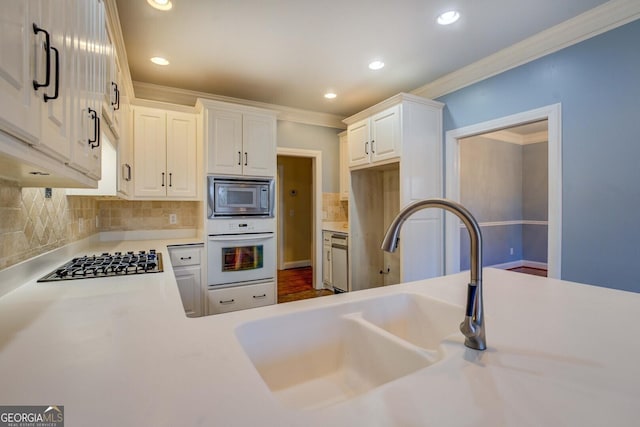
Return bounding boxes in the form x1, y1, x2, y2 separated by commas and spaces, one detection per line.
322, 192, 348, 222
97, 200, 199, 231
0, 179, 97, 270
0, 178, 201, 271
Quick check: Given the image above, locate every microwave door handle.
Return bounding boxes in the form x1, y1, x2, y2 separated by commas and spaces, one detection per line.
209, 233, 273, 242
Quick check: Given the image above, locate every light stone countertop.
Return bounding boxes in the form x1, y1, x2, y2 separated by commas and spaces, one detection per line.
0, 237, 639, 426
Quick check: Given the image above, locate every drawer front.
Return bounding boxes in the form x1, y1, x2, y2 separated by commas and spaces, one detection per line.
208, 281, 275, 315
169, 247, 201, 267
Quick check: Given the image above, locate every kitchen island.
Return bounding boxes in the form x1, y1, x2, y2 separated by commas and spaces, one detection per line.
0, 237, 639, 426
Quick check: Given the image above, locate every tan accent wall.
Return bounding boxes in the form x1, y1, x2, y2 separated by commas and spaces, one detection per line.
279, 156, 312, 264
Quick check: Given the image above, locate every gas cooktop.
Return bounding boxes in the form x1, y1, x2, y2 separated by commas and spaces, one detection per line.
37, 250, 163, 282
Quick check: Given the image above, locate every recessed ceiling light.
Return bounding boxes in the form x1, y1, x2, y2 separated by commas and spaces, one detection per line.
150, 56, 170, 65
368, 60, 385, 71
147, 0, 172, 11
324, 92, 337, 99
437, 10, 460, 25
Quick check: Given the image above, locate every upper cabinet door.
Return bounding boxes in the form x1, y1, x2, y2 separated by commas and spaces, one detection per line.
208, 109, 243, 175
0, 1, 41, 144
35, 0, 72, 163
133, 107, 167, 198
242, 112, 275, 177
370, 105, 400, 163
166, 111, 197, 198
347, 119, 369, 167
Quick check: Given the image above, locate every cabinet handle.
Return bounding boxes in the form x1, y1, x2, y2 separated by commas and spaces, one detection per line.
88, 109, 100, 148
169, 172, 172, 187
161, 172, 165, 187
244, 152, 248, 166
253, 294, 267, 299
111, 82, 120, 110
371, 139, 375, 154
179, 256, 192, 260
365, 141, 369, 155
327, 251, 330, 261
32, 23, 51, 92
237, 151, 241, 165
122, 163, 132, 181
43, 46, 59, 102
219, 299, 235, 304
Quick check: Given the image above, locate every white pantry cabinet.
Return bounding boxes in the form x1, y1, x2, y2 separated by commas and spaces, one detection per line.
345, 93, 445, 289
133, 106, 198, 200
347, 104, 400, 169
198, 99, 276, 177
0, 0, 106, 187
169, 245, 203, 318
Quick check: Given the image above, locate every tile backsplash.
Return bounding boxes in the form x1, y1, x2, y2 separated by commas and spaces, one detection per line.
0, 179, 97, 270
323, 192, 348, 222
0, 178, 201, 271
98, 200, 199, 231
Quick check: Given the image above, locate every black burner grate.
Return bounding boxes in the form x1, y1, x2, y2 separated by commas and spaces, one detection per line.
37, 250, 163, 282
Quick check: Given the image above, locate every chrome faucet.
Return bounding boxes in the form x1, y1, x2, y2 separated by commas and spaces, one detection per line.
381, 198, 486, 351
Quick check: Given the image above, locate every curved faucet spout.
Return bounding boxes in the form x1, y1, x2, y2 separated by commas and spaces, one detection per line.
381, 198, 486, 351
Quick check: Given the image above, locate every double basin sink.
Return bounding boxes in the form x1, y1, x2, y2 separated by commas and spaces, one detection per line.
235, 293, 463, 410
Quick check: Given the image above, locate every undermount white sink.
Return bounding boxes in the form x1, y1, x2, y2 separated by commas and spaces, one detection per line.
235, 293, 463, 410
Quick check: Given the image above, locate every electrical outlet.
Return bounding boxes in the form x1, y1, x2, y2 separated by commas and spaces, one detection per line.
510, 247, 514, 255
95, 215, 99, 228
169, 214, 177, 224
78, 218, 84, 233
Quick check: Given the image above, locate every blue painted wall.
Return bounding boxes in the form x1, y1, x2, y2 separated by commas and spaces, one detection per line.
437, 19, 640, 292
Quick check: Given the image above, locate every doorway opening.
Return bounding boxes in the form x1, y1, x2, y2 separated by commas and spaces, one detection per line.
445, 104, 562, 279
276, 147, 328, 302
459, 120, 549, 277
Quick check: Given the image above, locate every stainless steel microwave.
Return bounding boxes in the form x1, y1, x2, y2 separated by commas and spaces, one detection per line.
207, 176, 274, 218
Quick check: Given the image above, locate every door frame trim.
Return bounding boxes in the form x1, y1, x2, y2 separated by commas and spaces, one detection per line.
445, 103, 562, 279
276, 147, 323, 289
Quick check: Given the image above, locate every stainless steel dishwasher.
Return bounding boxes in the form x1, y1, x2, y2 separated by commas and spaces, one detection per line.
330, 233, 348, 293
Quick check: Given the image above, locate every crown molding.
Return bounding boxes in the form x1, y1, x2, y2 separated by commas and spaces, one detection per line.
343, 92, 444, 126
132, 82, 346, 129
412, 0, 640, 100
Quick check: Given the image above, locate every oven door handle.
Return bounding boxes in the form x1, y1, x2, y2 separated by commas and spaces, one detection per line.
208, 233, 273, 242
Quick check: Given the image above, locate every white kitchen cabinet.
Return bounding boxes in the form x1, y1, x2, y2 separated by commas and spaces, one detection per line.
346, 93, 445, 289
116, 96, 133, 198
347, 104, 400, 169
0, 0, 106, 187
338, 131, 349, 201
169, 245, 203, 318
198, 99, 276, 177
322, 231, 332, 287
102, 21, 121, 140
133, 106, 198, 199
207, 281, 276, 315
0, 1, 41, 145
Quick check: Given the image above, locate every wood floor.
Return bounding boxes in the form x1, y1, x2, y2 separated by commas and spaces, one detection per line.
277, 267, 334, 303
508, 266, 548, 277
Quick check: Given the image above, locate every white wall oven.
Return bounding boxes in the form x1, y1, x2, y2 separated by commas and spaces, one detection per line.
207, 219, 275, 287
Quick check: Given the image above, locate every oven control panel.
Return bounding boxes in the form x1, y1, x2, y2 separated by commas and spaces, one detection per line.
208, 217, 276, 235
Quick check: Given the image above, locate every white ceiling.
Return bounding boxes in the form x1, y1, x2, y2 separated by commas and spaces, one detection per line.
115, 0, 610, 118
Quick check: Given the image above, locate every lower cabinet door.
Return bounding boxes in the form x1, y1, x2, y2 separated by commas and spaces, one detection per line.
174, 265, 202, 317
207, 281, 276, 315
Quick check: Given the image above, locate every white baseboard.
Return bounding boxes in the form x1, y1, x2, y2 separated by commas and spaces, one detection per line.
489, 260, 548, 270
282, 260, 312, 270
